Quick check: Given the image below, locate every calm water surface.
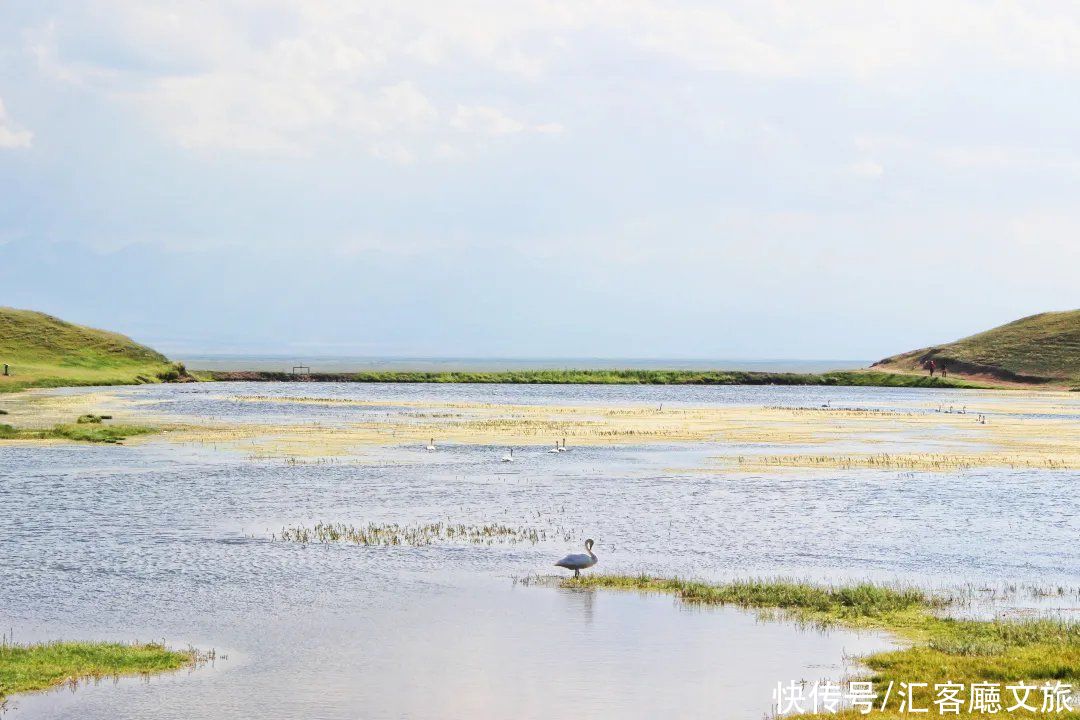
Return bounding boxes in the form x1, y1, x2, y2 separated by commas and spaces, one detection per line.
2, 383, 1078, 719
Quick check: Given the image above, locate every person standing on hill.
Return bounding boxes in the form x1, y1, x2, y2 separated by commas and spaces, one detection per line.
927, 359, 936, 377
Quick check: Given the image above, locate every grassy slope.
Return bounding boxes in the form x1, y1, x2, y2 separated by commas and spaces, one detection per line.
0, 307, 180, 393
570, 575, 1080, 719
0, 641, 192, 700
873, 309, 1080, 385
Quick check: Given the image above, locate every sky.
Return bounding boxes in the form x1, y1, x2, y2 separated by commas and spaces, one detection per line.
1, 1, 1078, 360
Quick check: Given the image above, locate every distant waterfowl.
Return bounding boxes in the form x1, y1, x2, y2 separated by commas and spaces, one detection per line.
501, 448, 514, 463
548, 442, 560, 454
555, 538, 597, 578
557, 437, 567, 452
426, 438, 436, 452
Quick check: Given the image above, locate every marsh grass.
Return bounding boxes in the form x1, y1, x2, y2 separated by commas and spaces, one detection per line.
568, 575, 1080, 718
276, 521, 571, 546
0, 641, 195, 700
734, 452, 1073, 471
567, 575, 938, 620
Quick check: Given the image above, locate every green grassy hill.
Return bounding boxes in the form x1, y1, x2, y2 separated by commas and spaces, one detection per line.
872, 309, 1080, 386
0, 307, 183, 393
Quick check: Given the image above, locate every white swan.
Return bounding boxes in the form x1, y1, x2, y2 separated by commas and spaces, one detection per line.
548, 442, 560, 454
501, 448, 514, 463
557, 437, 567, 452
426, 438, 436, 452
555, 539, 597, 578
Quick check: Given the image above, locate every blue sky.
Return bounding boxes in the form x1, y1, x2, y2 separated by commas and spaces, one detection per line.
1, 2, 1078, 359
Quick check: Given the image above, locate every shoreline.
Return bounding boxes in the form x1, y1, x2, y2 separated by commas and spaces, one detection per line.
3, 366, 1070, 395
565, 575, 1080, 720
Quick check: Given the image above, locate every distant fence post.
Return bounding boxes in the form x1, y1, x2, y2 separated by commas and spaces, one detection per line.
291, 365, 311, 377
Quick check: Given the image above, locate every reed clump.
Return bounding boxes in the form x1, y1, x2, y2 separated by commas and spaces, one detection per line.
275, 521, 570, 546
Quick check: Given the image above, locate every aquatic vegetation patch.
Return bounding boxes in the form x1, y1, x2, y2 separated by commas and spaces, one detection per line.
731, 452, 1076, 471
568, 575, 939, 620
76, 413, 112, 424
275, 521, 573, 546
568, 576, 1080, 718
764, 406, 918, 418
0, 640, 197, 700
0, 417, 155, 443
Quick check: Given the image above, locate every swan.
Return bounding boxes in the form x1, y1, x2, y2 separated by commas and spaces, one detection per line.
548, 442, 560, 454
501, 448, 514, 463
557, 437, 567, 452
426, 438, 436, 452
555, 539, 597, 578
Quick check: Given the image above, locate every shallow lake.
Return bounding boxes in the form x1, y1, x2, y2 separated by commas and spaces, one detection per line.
1, 383, 1078, 718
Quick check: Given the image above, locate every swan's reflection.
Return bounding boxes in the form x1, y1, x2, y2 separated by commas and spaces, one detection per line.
561, 584, 597, 625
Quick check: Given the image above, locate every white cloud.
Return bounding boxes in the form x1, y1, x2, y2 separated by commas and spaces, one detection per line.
27, 2, 567, 159
848, 159, 884, 178
450, 105, 524, 135
855, 134, 1080, 177
611, 0, 1080, 77
0, 97, 33, 149
22, 0, 1080, 160
936, 145, 1080, 173
535, 123, 565, 135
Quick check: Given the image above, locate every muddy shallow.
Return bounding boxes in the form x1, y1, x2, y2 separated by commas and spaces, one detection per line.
1, 383, 1078, 718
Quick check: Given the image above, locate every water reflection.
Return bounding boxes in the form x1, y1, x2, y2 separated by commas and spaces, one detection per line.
562, 585, 598, 625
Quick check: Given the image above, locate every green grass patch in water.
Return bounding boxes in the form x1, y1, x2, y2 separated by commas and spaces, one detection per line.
0, 641, 194, 701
